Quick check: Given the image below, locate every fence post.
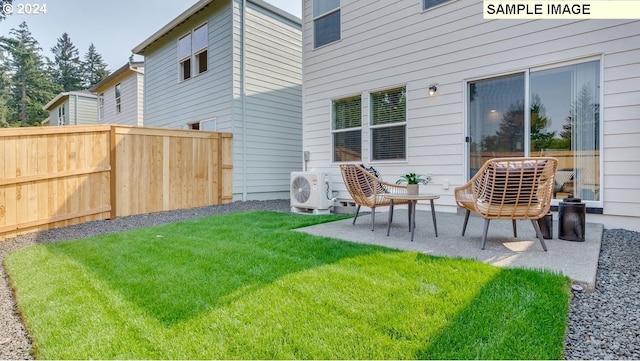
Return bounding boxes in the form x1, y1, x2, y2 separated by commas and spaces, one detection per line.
109, 125, 117, 219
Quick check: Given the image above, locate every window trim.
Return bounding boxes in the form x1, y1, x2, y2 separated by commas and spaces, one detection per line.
115, 83, 121, 114
187, 117, 216, 131
463, 56, 604, 209
369, 86, 408, 162
178, 22, 208, 81
422, 0, 456, 11
331, 94, 363, 163
58, 105, 66, 126
98, 93, 104, 121
313, 1, 340, 49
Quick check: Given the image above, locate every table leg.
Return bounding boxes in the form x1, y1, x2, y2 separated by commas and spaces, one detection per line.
386, 199, 394, 236
410, 200, 416, 242
430, 199, 438, 237
408, 201, 412, 232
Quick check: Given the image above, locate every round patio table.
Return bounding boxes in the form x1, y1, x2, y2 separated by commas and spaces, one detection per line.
385, 193, 440, 242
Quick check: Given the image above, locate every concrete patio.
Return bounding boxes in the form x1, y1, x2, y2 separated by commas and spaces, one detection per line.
296, 209, 603, 289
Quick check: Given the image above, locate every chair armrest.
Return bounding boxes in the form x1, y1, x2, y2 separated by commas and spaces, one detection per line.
377, 178, 408, 195
454, 181, 476, 208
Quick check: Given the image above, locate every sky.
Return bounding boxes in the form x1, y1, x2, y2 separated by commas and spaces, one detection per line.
1, 0, 302, 71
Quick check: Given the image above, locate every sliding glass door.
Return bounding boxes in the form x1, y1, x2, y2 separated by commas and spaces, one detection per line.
467, 59, 600, 202
468, 73, 525, 176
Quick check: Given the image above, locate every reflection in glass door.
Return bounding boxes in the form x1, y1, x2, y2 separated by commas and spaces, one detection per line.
530, 61, 600, 201
467, 74, 525, 177
466, 60, 600, 202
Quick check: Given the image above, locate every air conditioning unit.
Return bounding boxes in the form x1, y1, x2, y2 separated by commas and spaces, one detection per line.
290, 172, 334, 214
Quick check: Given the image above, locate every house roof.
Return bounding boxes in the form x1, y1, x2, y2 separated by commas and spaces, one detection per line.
131, 0, 301, 55
89, 61, 144, 93
43, 90, 97, 111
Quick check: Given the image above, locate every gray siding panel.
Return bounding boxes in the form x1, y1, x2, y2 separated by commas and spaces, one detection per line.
241, 1, 302, 198
141, 0, 301, 201
75, 96, 98, 124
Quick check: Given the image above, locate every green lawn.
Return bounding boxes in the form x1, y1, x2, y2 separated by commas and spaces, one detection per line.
4, 211, 571, 359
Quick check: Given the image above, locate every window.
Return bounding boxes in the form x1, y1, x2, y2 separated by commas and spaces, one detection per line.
313, 0, 340, 48
424, 0, 453, 10
178, 23, 208, 81
370, 87, 407, 161
193, 24, 208, 74
467, 59, 601, 203
178, 34, 192, 81
332, 95, 361, 162
115, 83, 121, 113
57, 105, 66, 125
98, 93, 104, 121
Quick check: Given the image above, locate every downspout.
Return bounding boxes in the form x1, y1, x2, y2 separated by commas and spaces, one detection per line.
241, 0, 248, 201
128, 54, 144, 74
128, 54, 145, 126
74, 94, 78, 125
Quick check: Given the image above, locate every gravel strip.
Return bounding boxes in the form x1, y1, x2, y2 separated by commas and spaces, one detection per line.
1, 200, 638, 360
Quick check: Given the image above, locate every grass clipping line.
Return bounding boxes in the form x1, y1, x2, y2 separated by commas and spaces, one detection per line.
4, 211, 570, 359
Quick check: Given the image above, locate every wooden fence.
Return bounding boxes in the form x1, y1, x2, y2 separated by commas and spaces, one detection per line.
0, 125, 233, 241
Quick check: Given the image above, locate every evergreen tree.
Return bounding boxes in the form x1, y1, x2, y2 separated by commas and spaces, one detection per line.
50, 32, 83, 91
0, 50, 12, 126
0, 21, 61, 126
530, 96, 556, 151
82, 43, 109, 88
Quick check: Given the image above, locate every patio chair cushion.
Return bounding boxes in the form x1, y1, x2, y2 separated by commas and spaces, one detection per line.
360, 164, 389, 194
478, 159, 547, 205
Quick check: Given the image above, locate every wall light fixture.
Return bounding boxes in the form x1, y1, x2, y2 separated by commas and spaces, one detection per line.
429, 85, 438, 96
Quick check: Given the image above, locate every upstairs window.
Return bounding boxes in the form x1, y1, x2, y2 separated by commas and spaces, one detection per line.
178, 23, 208, 81
332, 95, 361, 162
370, 87, 407, 161
98, 93, 104, 121
193, 24, 208, 74
313, 0, 340, 48
115, 83, 121, 113
424, 0, 453, 10
178, 33, 192, 81
58, 105, 66, 125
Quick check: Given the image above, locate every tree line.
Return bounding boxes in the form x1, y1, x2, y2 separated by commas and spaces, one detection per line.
1, 17, 110, 127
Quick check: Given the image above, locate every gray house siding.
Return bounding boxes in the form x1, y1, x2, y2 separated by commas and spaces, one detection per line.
137, 0, 302, 202
232, 0, 303, 200
301, 0, 640, 230
44, 92, 97, 126
75, 95, 98, 124
143, 2, 234, 130
92, 62, 144, 126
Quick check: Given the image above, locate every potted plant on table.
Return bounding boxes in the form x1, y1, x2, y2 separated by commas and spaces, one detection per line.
396, 173, 431, 195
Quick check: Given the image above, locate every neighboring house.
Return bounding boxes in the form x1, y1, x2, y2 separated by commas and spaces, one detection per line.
132, 0, 302, 201
43, 91, 97, 126
302, 0, 640, 231
90, 60, 144, 126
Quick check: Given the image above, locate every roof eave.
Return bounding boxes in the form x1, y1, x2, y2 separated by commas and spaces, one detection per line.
131, 0, 301, 55
132, 0, 212, 55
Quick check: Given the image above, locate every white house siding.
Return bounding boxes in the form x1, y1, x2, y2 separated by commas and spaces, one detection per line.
135, 73, 144, 126
302, 0, 640, 230
143, 2, 234, 130
232, 0, 303, 200
97, 74, 143, 126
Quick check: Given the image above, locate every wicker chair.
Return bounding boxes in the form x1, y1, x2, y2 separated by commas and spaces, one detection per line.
340, 164, 409, 231
454, 157, 558, 250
